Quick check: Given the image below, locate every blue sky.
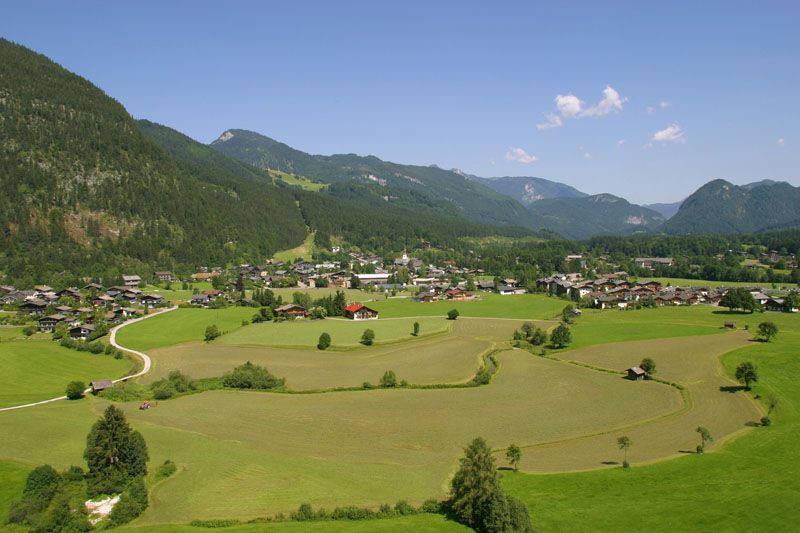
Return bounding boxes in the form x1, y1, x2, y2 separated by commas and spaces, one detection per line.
2, 1, 798, 203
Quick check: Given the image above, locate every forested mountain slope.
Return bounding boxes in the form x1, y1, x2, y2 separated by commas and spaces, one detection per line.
210, 129, 539, 229
478, 176, 588, 205
662, 179, 800, 234
0, 39, 307, 284
525, 194, 665, 240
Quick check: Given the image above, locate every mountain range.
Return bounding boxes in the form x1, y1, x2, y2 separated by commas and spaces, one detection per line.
0, 38, 798, 282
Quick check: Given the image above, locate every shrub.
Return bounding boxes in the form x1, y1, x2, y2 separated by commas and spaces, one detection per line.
152, 381, 177, 400
292, 503, 315, 521
421, 498, 441, 513
550, 323, 572, 348
65, 381, 85, 400
204, 324, 221, 342
447, 309, 460, 320
317, 332, 331, 350
109, 477, 148, 526
380, 370, 398, 388
472, 367, 491, 385
63, 465, 85, 482
361, 328, 375, 346
222, 361, 285, 390
362, 381, 374, 389
394, 500, 415, 515
156, 460, 177, 480
22, 325, 35, 337
761, 416, 772, 426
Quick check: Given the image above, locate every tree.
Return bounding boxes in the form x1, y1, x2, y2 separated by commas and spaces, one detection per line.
361, 328, 375, 346
530, 328, 547, 346
84, 405, 149, 496
380, 370, 398, 388
562, 304, 575, 323
757, 321, 778, 342
204, 324, 221, 342
617, 436, 632, 467
317, 332, 331, 350
447, 308, 460, 320
640, 357, 656, 377
412, 321, 420, 336
696, 426, 713, 454
520, 322, 534, 338
65, 381, 85, 400
735, 361, 759, 390
550, 323, 572, 348
720, 288, 757, 313
448, 437, 532, 532
222, 361, 285, 389
506, 444, 522, 471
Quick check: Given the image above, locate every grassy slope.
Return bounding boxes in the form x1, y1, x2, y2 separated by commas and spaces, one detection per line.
368, 293, 566, 320
115, 307, 255, 352
273, 231, 316, 263
219, 316, 449, 348
504, 311, 800, 532
0, 461, 28, 524
0, 340, 133, 408
648, 276, 796, 290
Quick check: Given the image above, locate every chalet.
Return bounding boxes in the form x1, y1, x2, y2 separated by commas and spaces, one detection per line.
476, 280, 496, 292
190, 294, 211, 306
750, 291, 770, 306
446, 289, 472, 301
38, 314, 66, 332
54, 305, 74, 315
498, 285, 524, 296
19, 299, 47, 315
56, 287, 82, 301
0, 291, 26, 305
549, 279, 572, 296
122, 275, 141, 287
412, 277, 439, 287
344, 303, 379, 320
636, 280, 662, 292
634, 257, 674, 269
203, 288, 223, 298
354, 273, 390, 285
140, 294, 165, 308
69, 324, 95, 340
34, 285, 53, 293
766, 298, 799, 313
627, 367, 647, 380
90, 380, 113, 394
191, 272, 218, 281
154, 271, 174, 282
92, 295, 115, 307
275, 303, 309, 318
414, 292, 438, 303
84, 283, 104, 292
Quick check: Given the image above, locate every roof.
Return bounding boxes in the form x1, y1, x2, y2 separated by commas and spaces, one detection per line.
91, 380, 113, 391
344, 303, 364, 313
628, 366, 646, 375
275, 303, 306, 312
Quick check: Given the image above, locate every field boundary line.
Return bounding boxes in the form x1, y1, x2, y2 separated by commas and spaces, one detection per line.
0, 306, 176, 413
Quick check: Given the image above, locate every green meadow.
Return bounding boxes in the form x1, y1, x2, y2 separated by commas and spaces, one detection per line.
0, 340, 133, 408
368, 292, 566, 319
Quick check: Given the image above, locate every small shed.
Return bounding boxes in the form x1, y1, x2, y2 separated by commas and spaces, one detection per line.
627, 366, 647, 380
723, 321, 736, 329
90, 380, 113, 394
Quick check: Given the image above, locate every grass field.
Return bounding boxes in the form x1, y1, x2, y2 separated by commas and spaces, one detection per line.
219, 316, 449, 348
143, 318, 526, 388
368, 293, 566, 320
503, 310, 800, 531
115, 307, 256, 352
0, 340, 133, 408
2, 305, 798, 530
647, 276, 796, 289
270, 169, 327, 192
273, 231, 316, 263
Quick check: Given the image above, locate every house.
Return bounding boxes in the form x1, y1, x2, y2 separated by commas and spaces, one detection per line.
190, 294, 211, 306
84, 282, 104, 292
122, 275, 141, 287
154, 271, 174, 282
354, 273, 390, 285
634, 257, 674, 269
38, 314, 66, 332
627, 367, 647, 380
69, 324, 95, 340
344, 303, 379, 320
54, 305, 74, 315
92, 294, 115, 307
497, 285, 524, 296
275, 304, 309, 318
140, 294, 165, 308
766, 298, 799, 313
90, 380, 113, 394
191, 272, 218, 281
750, 291, 770, 306
19, 299, 47, 315
476, 280, 496, 291
414, 292, 438, 303
445, 288, 472, 301
56, 287, 82, 301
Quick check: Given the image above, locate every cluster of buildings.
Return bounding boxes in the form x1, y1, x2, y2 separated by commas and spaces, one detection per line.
538, 273, 799, 312
1, 280, 166, 339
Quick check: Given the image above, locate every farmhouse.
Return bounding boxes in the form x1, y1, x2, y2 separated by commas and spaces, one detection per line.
190, 294, 211, 306
344, 303, 379, 320
445, 288, 472, 301
122, 275, 141, 287
38, 314, 66, 332
140, 294, 165, 308
634, 257, 674, 269
627, 366, 647, 380
154, 271, 174, 282
19, 299, 47, 315
275, 304, 309, 318
69, 324, 95, 340
354, 273, 390, 285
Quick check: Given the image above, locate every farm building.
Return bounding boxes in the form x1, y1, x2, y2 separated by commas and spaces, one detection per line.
724, 321, 737, 329
122, 275, 141, 287
627, 366, 647, 380
344, 303, 379, 320
275, 304, 309, 318
90, 380, 113, 394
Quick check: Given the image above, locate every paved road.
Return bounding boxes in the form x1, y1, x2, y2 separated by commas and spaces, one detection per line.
0, 306, 177, 412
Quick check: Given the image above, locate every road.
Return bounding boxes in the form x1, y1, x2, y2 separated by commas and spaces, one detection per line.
0, 306, 177, 412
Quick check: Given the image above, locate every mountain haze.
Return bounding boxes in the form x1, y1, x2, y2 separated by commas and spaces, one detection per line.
479, 176, 588, 205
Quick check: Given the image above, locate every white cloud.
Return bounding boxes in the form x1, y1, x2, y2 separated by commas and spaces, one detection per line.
777, 138, 785, 147
505, 147, 537, 164
652, 123, 685, 143
616, 139, 626, 147
659, 100, 671, 109
582, 85, 626, 117
555, 94, 583, 118
646, 106, 655, 114
584, 152, 592, 160
536, 112, 563, 130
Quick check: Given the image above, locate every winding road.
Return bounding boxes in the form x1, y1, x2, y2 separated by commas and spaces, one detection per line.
0, 306, 177, 412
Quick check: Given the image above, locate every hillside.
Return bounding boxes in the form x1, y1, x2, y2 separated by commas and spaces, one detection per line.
479, 176, 588, 205
210, 129, 539, 229
526, 194, 666, 240
643, 200, 683, 219
0, 39, 307, 284
662, 179, 800, 234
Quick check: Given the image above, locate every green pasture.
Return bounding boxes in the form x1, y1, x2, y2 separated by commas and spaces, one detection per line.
368, 293, 566, 320
504, 311, 800, 532
0, 340, 132, 408
646, 276, 796, 289
219, 316, 449, 349
270, 169, 327, 192
273, 231, 316, 263
115, 307, 255, 352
